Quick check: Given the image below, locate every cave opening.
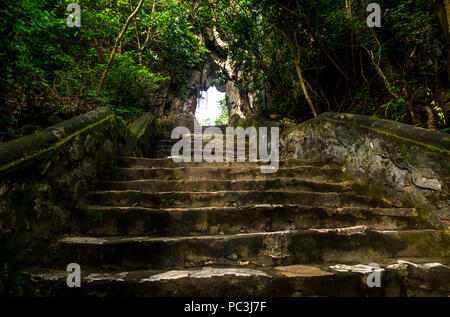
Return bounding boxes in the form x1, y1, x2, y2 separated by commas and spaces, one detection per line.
195, 86, 227, 126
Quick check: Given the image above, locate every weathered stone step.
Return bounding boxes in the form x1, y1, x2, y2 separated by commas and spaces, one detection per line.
160, 125, 228, 135
53, 228, 448, 270
157, 134, 229, 141
156, 139, 251, 146
154, 148, 254, 157
156, 138, 250, 145
152, 149, 255, 159
98, 178, 353, 193
77, 205, 425, 237
202, 125, 227, 132
88, 190, 390, 208
154, 142, 253, 153
25, 261, 450, 296
110, 166, 346, 181
118, 157, 324, 168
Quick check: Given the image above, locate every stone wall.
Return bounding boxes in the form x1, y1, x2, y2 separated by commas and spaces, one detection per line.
281, 113, 450, 229
0, 108, 165, 268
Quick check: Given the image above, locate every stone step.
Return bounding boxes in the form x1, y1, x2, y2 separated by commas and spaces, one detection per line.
156, 138, 250, 145
154, 146, 254, 154
77, 205, 425, 237
202, 125, 228, 132
157, 133, 229, 141
88, 190, 391, 209
160, 125, 252, 135
117, 157, 324, 168
154, 142, 252, 152
152, 149, 255, 159
109, 166, 346, 181
52, 228, 448, 270
24, 260, 450, 296
98, 178, 353, 193
156, 138, 251, 145
159, 125, 228, 135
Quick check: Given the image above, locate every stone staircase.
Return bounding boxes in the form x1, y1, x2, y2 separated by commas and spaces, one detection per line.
27, 127, 450, 296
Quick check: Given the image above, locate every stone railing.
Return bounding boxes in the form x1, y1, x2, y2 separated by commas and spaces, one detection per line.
0, 107, 167, 267
281, 112, 450, 229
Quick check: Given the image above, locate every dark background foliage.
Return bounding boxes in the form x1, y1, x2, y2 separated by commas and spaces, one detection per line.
1, 0, 449, 142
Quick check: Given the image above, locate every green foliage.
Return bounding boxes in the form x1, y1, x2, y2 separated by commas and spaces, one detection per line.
0, 250, 29, 296
381, 98, 409, 121
214, 98, 228, 125
198, 0, 448, 126
201, 117, 212, 126
214, 71, 227, 86
102, 52, 169, 105
0, 0, 208, 141
1, 0, 448, 140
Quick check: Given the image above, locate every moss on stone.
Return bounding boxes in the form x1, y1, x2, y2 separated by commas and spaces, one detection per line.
0, 115, 116, 172
326, 115, 450, 154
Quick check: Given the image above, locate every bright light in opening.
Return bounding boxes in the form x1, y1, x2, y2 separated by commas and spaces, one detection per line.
195, 86, 225, 126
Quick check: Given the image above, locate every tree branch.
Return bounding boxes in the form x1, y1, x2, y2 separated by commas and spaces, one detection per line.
98, 0, 146, 91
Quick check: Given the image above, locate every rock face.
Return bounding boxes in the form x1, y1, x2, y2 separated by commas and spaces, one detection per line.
145, 80, 170, 118
226, 79, 258, 126
145, 53, 225, 121
146, 30, 258, 125
166, 55, 224, 116
165, 112, 199, 132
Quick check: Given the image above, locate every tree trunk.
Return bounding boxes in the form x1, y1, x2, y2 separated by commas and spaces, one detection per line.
435, 0, 450, 82
422, 105, 437, 130
132, 0, 156, 67
98, 0, 145, 91
345, 0, 352, 16
270, 22, 318, 117
292, 32, 317, 117
294, 59, 317, 117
